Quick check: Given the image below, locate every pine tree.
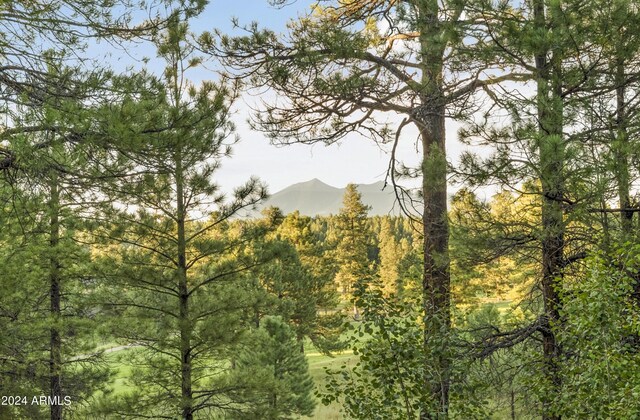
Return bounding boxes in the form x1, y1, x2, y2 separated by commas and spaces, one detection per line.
231, 316, 315, 420
452, 0, 640, 416
333, 184, 372, 319
378, 217, 402, 298
92, 19, 268, 419
0, 1, 207, 172
273, 210, 344, 353
0, 61, 120, 420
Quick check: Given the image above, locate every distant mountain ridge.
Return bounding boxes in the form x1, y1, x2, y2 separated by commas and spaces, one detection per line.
251, 178, 400, 216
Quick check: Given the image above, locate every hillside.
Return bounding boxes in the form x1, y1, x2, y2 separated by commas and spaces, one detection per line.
251, 178, 400, 216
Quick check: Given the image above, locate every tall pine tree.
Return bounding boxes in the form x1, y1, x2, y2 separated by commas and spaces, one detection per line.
333, 184, 372, 319
92, 19, 268, 419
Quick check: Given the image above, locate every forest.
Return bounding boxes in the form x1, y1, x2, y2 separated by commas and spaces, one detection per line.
1, 0, 640, 419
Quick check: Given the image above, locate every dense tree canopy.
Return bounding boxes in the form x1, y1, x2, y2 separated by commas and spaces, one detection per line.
3, 0, 640, 419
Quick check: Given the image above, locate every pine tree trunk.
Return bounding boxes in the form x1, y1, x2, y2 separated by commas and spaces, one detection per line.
418, 1, 450, 415
614, 59, 633, 235
419, 117, 450, 419
49, 171, 63, 420
179, 288, 192, 420
176, 149, 193, 420
535, 1, 564, 418
510, 389, 516, 420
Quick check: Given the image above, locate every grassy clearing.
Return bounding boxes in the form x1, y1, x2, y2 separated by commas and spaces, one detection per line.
305, 348, 355, 419
96, 341, 354, 418
102, 346, 138, 395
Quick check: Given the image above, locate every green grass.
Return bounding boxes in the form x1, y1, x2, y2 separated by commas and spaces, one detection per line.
305, 348, 355, 419
103, 346, 138, 395
96, 341, 354, 418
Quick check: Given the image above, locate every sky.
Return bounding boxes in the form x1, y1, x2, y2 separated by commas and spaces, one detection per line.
194, 0, 402, 195
98, 0, 485, 197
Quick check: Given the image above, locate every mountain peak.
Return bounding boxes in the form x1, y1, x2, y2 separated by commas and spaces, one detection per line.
301, 178, 330, 186
283, 178, 340, 192
356, 180, 388, 192
259, 179, 399, 216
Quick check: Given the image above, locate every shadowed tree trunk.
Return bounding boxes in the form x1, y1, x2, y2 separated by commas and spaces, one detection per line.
535, 0, 564, 418
417, 1, 451, 415
49, 170, 63, 420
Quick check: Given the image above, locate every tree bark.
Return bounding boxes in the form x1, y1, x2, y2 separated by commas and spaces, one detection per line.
535, 1, 564, 418
417, 0, 451, 417
49, 171, 63, 420
614, 58, 633, 235
176, 147, 193, 420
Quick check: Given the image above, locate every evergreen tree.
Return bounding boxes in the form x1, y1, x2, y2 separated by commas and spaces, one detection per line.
378, 217, 403, 298
453, 0, 631, 416
0, 0, 207, 172
572, 0, 640, 244
273, 210, 344, 353
450, 188, 537, 305
231, 316, 315, 420
0, 62, 119, 420
92, 19, 267, 419
333, 184, 372, 319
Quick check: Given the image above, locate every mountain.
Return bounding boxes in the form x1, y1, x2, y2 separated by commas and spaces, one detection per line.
251, 178, 400, 216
